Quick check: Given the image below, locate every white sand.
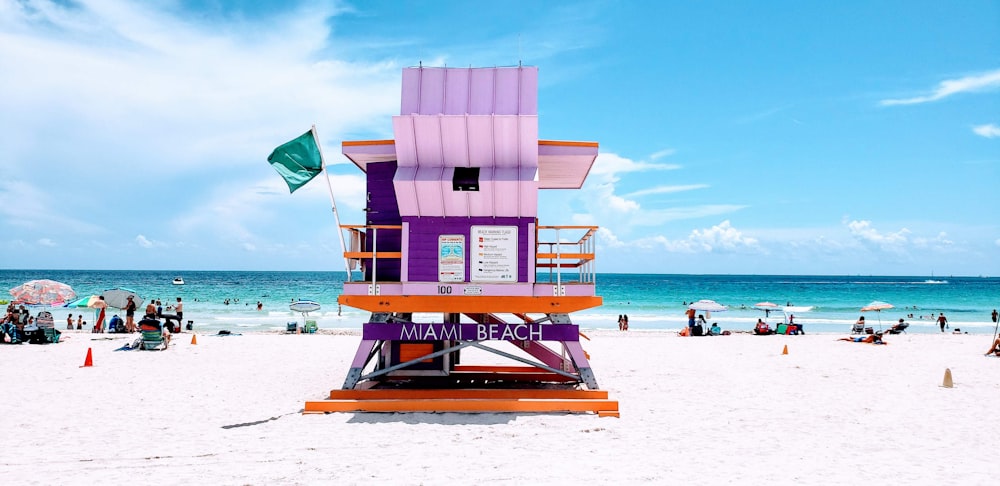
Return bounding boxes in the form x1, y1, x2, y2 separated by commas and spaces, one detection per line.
2, 329, 998, 485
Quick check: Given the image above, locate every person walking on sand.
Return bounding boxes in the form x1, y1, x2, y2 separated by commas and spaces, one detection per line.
937, 312, 948, 332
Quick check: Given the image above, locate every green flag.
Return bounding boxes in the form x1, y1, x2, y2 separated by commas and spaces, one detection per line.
267, 130, 323, 193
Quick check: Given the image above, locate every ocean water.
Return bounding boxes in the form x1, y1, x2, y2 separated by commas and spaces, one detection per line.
2, 270, 998, 335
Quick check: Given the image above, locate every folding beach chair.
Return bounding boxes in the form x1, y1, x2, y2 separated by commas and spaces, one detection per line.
138, 318, 165, 350
304, 320, 318, 334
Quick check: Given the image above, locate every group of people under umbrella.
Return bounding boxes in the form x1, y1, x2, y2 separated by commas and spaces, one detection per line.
5, 280, 185, 341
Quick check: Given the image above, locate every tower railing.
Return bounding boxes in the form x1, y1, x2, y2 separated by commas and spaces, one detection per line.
340, 224, 598, 286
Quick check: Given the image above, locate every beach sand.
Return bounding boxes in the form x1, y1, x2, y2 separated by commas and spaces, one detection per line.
2, 328, 998, 485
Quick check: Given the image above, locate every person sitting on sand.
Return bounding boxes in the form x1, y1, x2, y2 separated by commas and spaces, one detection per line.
754, 319, 772, 335
708, 322, 722, 336
840, 332, 886, 344
986, 337, 1000, 356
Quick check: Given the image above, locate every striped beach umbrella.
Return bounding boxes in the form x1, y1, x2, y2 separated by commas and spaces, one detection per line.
8, 279, 77, 305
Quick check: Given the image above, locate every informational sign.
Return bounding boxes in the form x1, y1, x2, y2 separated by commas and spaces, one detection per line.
438, 235, 465, 282
470, 225, 517, 282
363, 322, 580, 341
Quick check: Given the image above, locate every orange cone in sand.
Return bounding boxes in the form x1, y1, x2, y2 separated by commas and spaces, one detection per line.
191, 334, 197, 345
782, 345, 788, 355
81, 347, 93, 367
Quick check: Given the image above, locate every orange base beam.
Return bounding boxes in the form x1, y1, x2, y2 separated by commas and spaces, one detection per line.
305, 388, 618, 416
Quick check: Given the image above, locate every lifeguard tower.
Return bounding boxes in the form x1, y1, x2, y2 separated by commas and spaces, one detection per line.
304, 66, 617, 416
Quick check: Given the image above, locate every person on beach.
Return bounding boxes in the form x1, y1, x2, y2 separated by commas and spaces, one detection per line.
145, 301, 156, 319
76, 315, 82, 330
175, 297, 183, 324
840, 332, 885, 344
754, 319, 772, 335
93, 296, 107, 333
66, 314, 74, 330
685, 307, 696, 329
708, 322, 722, 335
985, 337, 1000, 356
124, 296, 137, 333
993, 309, 998, 323
623, 314, 629, 331
617, 314, 624, 331
937, 313, 948, 332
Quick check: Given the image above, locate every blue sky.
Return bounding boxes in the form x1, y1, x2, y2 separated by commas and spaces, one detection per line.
1, 0, 998, 276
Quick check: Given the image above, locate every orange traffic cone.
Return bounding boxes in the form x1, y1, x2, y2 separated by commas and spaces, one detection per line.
191, 334, 197, 345
81, 347, 93, 367
782, 344, 788, 355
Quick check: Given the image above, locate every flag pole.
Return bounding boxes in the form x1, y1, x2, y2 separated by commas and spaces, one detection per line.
310, 124, 353, 279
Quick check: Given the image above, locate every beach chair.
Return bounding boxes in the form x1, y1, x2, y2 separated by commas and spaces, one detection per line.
138, 318, 165, 350
851, 322, 865, 334
1, 322, 21, 344
286, 321, 298, 333
886, 322, 909, 334
304, 320, 318, 334
34, 311, 60, 343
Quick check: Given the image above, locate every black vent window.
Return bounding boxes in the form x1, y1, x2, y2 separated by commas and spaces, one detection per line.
452, 167, 480, 191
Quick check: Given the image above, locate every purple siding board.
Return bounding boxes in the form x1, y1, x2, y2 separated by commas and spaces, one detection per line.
365, 161, 402, 281
403, 216, 532, 283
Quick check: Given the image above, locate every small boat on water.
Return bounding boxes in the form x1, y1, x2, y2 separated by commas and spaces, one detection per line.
172, 277, 185, 285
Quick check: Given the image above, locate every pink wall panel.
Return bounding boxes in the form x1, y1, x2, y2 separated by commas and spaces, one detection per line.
400, 69, 420, 115
469, 69, 495, 115
492, 116, 519, 168
519, 116, 539, 167
413, 168, 445, 216
400, 66, 538, 115
519, 167, 539, 217
439, 173, 467, 217
417, 68, 446, 115
413, 117, 444, 167
466, 116, 494, 167
493, 167, 520, 216
494, 68, 520, 115
443, 69, 471, 115
439, 116, 470, 167
392, 116, 417, 167
519, 67, 538, 114
392, 167, 419, 216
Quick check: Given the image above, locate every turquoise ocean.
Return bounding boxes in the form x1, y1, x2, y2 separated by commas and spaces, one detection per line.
3, 270, 998, 335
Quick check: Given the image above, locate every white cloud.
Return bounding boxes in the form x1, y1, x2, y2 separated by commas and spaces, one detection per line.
624, 184, 709, 198
649, 148, 676, 160
611, 220, 760, 254
972, 123, 1000, 138
880, 69, 1000, 106
589, 152, 680, 177
37, 238, 56, 247
135, 234, 160, 248
846, 220, 910, 250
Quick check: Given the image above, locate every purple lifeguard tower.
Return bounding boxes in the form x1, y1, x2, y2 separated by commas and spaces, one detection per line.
305, 66, 617, 415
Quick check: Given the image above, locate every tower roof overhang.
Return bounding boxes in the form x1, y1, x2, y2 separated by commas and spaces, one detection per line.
342, 139, 598, 189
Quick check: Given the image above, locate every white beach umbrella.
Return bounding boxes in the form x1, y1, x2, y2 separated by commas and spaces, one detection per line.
754, 301, 779, 317
861, 301, 893, 331
689, 300, 728, 319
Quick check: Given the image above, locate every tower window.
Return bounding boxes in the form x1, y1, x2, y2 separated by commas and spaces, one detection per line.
453, 167, 480, 191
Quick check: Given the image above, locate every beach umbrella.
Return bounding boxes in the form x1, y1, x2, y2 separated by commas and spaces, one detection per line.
102, 288, 144, 309
64, 295, 101, 308
8, 279, 77, 305
861, 301, 894, 331
689, 299, 728, 319
689, 300, 728, 312
754, 301, 780, 317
